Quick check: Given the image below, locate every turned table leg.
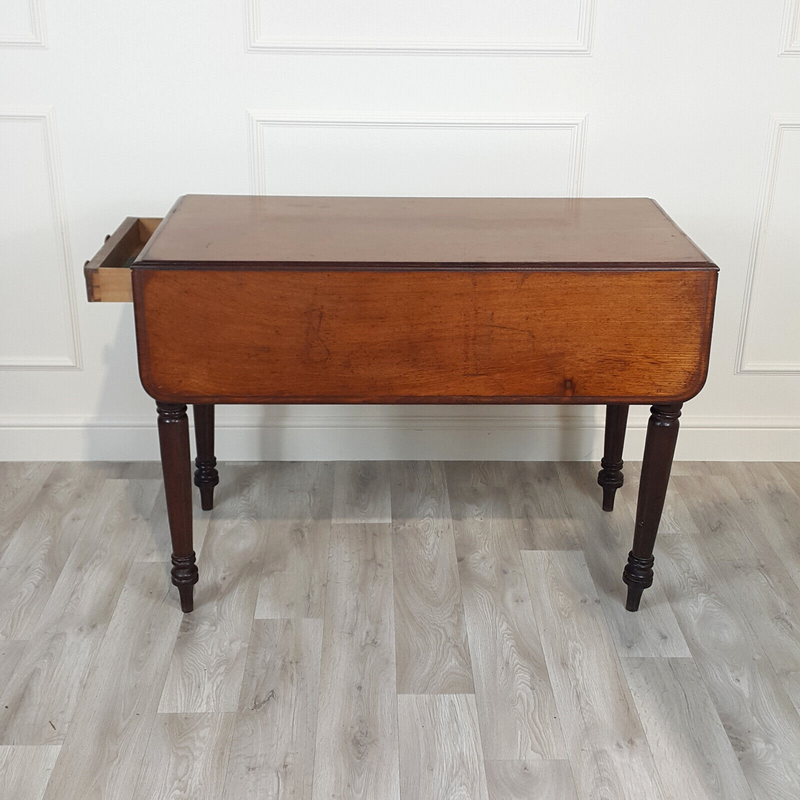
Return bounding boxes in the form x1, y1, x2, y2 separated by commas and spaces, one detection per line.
193, 404, 218, 511
623, 403, 682, 612
156, 401, 197, 613
597, 403, 629, 511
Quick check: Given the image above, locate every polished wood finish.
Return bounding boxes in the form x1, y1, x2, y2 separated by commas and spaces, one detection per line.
85, 196, 719, 614
192, 404, 218, 511
598, 404, 630, 511
141, 195, 712, 267
156, 402, 197, 612
134, 268, 715, 404
624, 403, 682, 612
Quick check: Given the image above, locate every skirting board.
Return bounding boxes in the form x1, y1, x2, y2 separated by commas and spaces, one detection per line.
1, 413, 798, 462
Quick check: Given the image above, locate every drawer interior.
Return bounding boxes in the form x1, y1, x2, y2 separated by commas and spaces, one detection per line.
84, 217, 162, 302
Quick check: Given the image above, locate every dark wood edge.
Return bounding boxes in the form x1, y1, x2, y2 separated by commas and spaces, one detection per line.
132, 259, 720, 273
133, 391, 709, 406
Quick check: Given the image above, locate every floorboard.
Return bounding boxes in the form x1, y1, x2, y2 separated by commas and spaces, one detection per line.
447, 461, 565, 760
622, 657, 755, 800
0, 460, 795, 799
391, 461, 473, 695
134, 712, 235, 800
0, 745, 60, 800
522, 549, 666, 800
157, 465, 271, 713
484, 760, 578, 800
0, 480, 160, 745
223, 618, 322, 799
398, 694, 489, 800
41, 562, 184, 800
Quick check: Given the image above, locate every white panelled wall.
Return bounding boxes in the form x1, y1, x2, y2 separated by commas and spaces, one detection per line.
1, 1, 798, 461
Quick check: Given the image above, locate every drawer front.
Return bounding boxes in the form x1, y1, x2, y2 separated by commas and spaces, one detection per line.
133, 268, 716, 404
84, 217, 162, 302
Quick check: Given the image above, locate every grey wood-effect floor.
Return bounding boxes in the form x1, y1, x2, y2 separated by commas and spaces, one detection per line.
0, 460, 799, 800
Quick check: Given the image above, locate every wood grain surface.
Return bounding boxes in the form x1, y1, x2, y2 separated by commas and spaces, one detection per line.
140, 196, 713, 267
40, 562, 183, 800
446, 462, 565, 760
622, 657, 755, 800
0, 642, 25, 697
556, 462, 691, 658
0, 463, 54, 561
0, 745, 60, 800
522, 550, 666, 800
133, 712, 236, 800
224, 618, 322, 799
390, 461, 474, 695
0, 463, 115, 641
157, 466, 271, 713
255, 462, 334, 619
1, 460, 798, 800
656, 522, 800, 800
332, 461, 392, 523
776, 461, 800, 496
398, 694, 489, 800
0, 480, 160, 745
484, 760, 578, 800
313, 522, 400, 800
505, 461, 584, 550
134, 267, 716, 404
720, 462, 800, 590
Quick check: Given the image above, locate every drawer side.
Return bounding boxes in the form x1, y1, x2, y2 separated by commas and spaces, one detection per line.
84, 217, 162, 302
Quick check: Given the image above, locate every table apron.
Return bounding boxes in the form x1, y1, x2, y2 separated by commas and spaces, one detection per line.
133, 268, 716, 404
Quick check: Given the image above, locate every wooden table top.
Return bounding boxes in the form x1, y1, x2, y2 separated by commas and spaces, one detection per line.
137, 195, 714, 270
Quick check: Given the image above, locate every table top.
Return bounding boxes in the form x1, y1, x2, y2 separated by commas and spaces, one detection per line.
136, 195, 715, 270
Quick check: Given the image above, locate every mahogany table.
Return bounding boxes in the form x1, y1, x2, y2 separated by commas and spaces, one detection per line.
85, 195, 718, 613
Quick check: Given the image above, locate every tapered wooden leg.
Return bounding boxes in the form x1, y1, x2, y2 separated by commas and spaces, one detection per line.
193, 404, 218, 511
623, 403, 682, 612
157, 401, 197, 613
597, 403, 629, 511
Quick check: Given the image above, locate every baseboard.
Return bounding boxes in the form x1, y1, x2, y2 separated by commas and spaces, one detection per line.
1, 411, 798, 462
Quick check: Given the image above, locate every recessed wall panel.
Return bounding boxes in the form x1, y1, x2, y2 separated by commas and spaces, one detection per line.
0, 112, 78, 368
0, 0, 44, 46
249, 115, 586, 198
780, 0, 800, 54
246, 0, 593, 53
739, 121, 800, 372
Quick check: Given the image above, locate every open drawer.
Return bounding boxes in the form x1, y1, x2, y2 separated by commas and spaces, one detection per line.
84, 217, 162, 302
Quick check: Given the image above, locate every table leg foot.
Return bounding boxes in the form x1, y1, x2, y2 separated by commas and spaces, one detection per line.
172, 552, 198, 613
623, 551, 654, 611
624, 402, 681, 612
193, 404, 218, 511
597, 404, 629, 512
600, 483, 620, 513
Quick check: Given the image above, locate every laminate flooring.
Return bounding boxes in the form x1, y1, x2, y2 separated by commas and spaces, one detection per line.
0, 460, 798, 800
